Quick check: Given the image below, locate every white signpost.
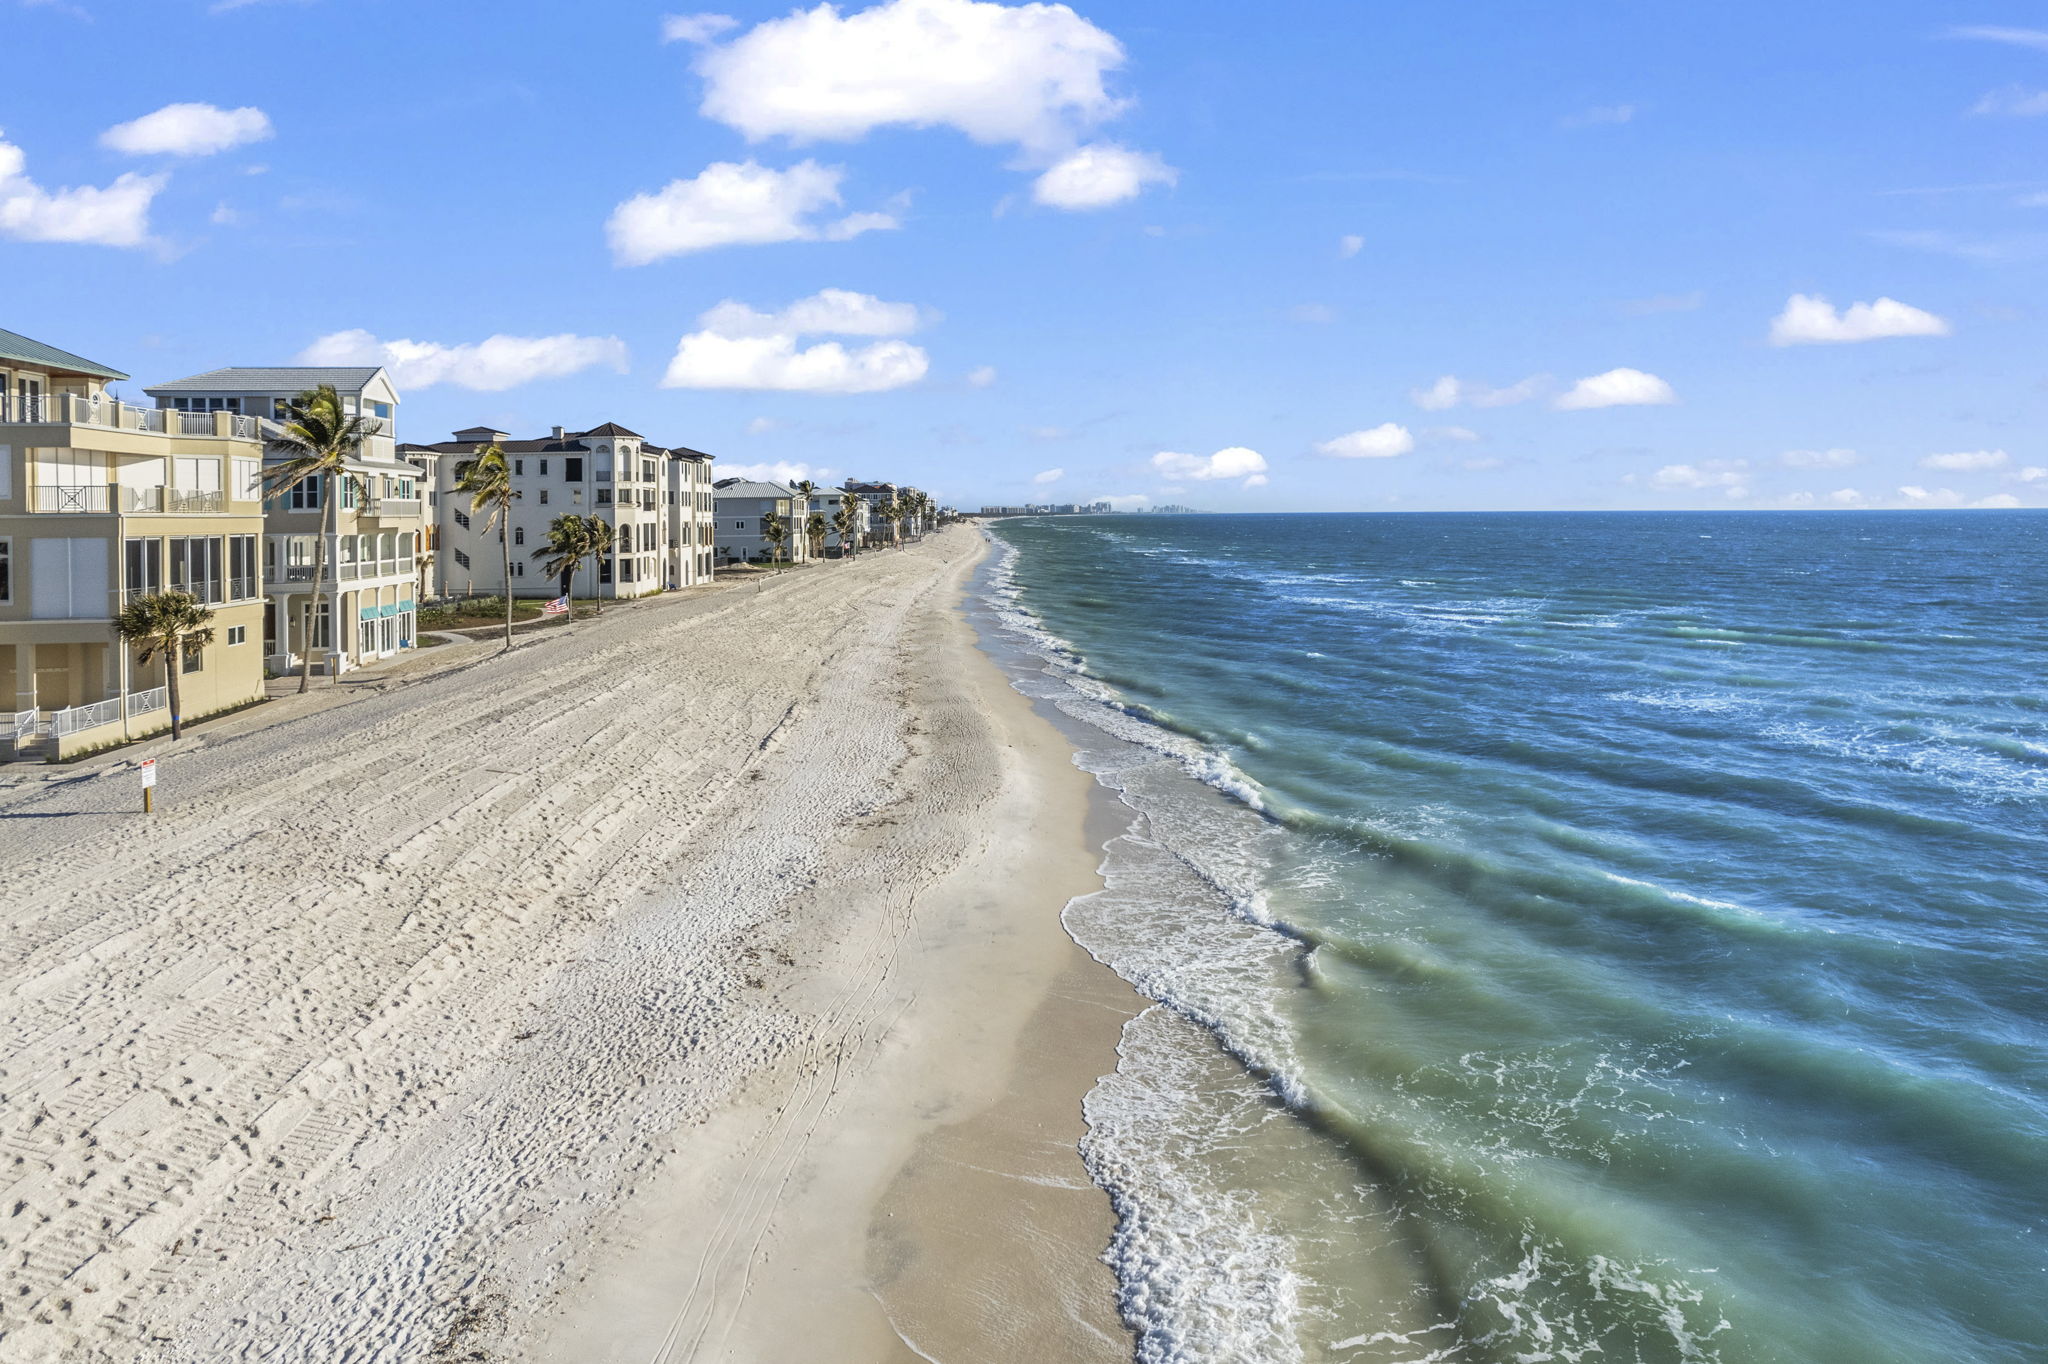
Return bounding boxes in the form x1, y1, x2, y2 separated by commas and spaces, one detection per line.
140, 758, 156, 814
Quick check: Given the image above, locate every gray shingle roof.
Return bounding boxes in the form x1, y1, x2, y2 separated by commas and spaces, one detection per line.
144, 366, 384, 395
0, 327, 129, 381
713, 480, 796, 498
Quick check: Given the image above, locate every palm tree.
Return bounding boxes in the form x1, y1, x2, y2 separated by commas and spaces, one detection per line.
791, 480, 816, 560
453, 443, 519, 652
760, 509, 788, 564
263, 384, 379, 693
833, 493, 861, 559
115, 591, 214, 741
806, 511, 827, 560
878, 496, 902, 548
534, 514, 596, 620
588, 517, 616, 613
415, 549, 436, 607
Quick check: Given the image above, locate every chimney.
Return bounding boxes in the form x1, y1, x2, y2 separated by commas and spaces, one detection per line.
551, 425, 566, 440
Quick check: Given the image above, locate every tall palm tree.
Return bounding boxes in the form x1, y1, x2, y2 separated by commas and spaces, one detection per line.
115, 591, 214, 741
588, 517, 616, 614
534, 514, 596, 620
879, 496, 903, 548
806, 510, 827, 560
760, 509, 788, 564
263, 383, 378, 693
833, 493, 861, 559
453, 443, 519, 652
791, 480, 816, 560
414, 549, 436, 608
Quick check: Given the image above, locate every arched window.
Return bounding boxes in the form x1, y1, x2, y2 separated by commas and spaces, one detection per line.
513, 527, 525, 545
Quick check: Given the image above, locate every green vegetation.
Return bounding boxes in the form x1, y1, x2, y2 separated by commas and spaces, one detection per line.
114, 590, 214, 741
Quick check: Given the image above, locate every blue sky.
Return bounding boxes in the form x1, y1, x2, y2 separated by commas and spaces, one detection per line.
5, 0, 2046, 511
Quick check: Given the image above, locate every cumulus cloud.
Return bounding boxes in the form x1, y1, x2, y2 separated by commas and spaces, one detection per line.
1781, 447, 1860, 468
2020, 466, 2047, 482
1031, 143, 1176, 209
1652, 459, 1749, 496
745, 416, 780, 435
966, 364, 997, 387
607, 159, 898, 265
1032, 467, 1064, 484
1316, 424, 1415, 459
1555, 367, 1676, 410
1830, 488, 1868, 506
1410, 373, 1546, 411
661, 12, 738, 44
1151, 447, 1268, 487
1975, 492, 2022, 508
718, 459, 841, 484
1768, 293, 1950, 345
101, 103, 272, 157
661, 288, 931, 393
1920, 449, 2008, 471
0, 130, 163, 248
1971, 85, 2048, 117
1338, 233, 1364, 258
298, 330, 629, 392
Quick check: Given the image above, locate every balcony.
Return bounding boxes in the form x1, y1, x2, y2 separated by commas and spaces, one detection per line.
0, 392, 265, 441
31, 484, 230, 514
366, 497, 422, 519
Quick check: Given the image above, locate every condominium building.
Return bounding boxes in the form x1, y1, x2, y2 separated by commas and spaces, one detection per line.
2, 329, 267, 759
809, 486, 869, 557
845, 480, 928, 545
665, 446, 717, 585
404, 423, 714, 600
144, 367, 426, 674
712, 480, 812, 564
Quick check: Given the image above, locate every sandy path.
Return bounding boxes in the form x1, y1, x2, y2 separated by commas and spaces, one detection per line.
0, 529, 1129, 1363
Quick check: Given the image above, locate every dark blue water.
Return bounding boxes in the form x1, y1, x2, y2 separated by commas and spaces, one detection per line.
984, 512, 2048, 1364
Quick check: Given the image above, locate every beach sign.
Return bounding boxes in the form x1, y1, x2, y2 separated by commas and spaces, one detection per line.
542, 596, 570, 616
140, 758, 156, 814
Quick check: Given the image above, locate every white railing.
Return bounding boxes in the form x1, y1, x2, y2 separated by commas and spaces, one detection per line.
34, 484, 110, 513
369, 497, 421, 519
3, 710, 39, 752
51, 696, 122, 737
120, 485, 164, 512
127, 686, 167, 718
164, 488, 226, 513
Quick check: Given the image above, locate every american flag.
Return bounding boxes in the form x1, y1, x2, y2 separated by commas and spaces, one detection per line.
542, 596, 570, 616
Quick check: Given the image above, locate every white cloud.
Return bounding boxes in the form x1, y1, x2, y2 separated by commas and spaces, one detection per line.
661, 288, 932, 393
1768, 293, 1950, 345
718, 460, 840, 484
1316, 423, 1415, 459
1896, 485, 1961, 505
1032, 467, 1064, 484
1920, 449, 2008, 471
1971, 85, 2048, 117
209, 200, 238, 226
1948, 25, 2048, 53
1976, 493, 2022, 508
1652, 459, 1749, 496
745, 416, 779, 435
0, 130, 163, 248
607, 159, 898, 265
297, 329, 629, 392
101, 103, 272, 157
1556, 367, 1676, 410
696, 0, 1129, 154
966, 364, 997, 388
1287, 303, 1337, 324
1151, 447, 1267, 487
1409, 373, 1546, 411
1562, 103, 1636, 128
1031, 143, 1176, 209
2019, 466, 2047, 482
1783, 491, 1816, 506
1103, 494, 1150, 510
1426, 425, 1480, 443
661, 12, 738, 44
1829, 488, 1867, 506
1338, 233, 1364, 259
1781, 447, 1860, 468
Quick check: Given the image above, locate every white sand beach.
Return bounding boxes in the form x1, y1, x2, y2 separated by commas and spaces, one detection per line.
0, 528, 1135, 1362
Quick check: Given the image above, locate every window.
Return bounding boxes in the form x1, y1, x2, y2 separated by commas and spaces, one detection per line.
227, 625, 247, 646
372, 401, 391, 419
0, 537, 8, 603
455, 509, 470, 529
514, 459, 524, 476
619, 557, 635, 582
124, 537, 161, 602
597, 489, 612, 505
181, 644, 203, 674
232, 457, 262, 499
228, 534, 257, 600
340, 476, 360, 510
564, 457, 583, 481
642, 459, 656, 482
538, 488, 549, 504
169, 536, 224, 604
512, 561, 525, 578
454, 549, 471, 568
285, 476, 321, 510
513, 527, 525, 545
539, 459, 548, 476
733, 520, 747, 530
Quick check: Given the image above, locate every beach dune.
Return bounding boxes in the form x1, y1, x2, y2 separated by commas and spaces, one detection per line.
0, 529, 1132, 1362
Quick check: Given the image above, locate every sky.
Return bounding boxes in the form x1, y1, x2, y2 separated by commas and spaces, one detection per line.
4, 0, 2047, 513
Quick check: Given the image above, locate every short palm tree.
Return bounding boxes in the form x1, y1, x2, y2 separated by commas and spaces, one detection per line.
264, 384, 379, 692
588, 517, 616, 613
453, 443, 519, 651
879, 496, 903, 548
806, 511, 827, 560
115, 591, 215, 741
833, 494, 861, 559
760, 509, 788, 564
415, 548, 436, 607
534, 514, 597, 619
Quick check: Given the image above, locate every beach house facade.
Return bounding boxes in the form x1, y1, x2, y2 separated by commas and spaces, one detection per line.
809, 486, 869, 556
1, 330, 268, 758
846, 480, 929, 546
713, 479, 811, 564
144, 366, 426, 675
666, 447, 717, 586
408, 422, 712, 600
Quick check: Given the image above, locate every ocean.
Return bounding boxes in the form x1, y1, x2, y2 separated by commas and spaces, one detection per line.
974, 511, 2047, 1364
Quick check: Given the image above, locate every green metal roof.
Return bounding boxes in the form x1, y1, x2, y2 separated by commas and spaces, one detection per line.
0, 327, 130, 382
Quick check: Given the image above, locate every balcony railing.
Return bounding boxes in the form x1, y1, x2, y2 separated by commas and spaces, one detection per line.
33, 484, 232, 514
34, 484, 110, 513
0, 392, 266, 441
367, 497, 422, 519
127, 686, 167, 718
164, 488, 226, 514
228, 575, 256, 601
50, 696, 123, 738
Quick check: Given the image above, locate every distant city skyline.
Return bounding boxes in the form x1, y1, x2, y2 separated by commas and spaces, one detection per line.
4, 1, 2045, 512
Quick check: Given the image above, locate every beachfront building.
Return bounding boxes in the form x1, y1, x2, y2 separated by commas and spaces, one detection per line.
846, 480, 928, 546
712, 479, 811, 565
809, 486, 869, 557
407, 423, 706, 600
144, 367, 425, 675
665, 446, 717, 586
1, 329, 268, 759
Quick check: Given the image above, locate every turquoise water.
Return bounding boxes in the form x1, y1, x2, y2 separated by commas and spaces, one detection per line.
981, 512, 2047, 1364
